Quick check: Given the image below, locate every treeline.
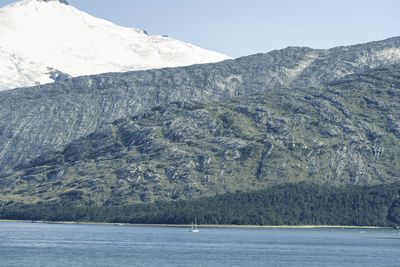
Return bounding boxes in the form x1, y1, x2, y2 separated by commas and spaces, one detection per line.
1, 182, 400, 227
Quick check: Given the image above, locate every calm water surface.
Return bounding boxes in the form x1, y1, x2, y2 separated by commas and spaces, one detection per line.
0, 222, 399, 266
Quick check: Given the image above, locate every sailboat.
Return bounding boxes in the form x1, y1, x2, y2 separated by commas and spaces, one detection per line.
189, 217, 200, 233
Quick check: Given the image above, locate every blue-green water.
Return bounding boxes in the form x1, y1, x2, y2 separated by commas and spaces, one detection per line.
0, 222, 399, 266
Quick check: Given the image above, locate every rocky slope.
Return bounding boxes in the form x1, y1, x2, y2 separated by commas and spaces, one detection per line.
0, 37, 399, 173
1, 65, 399, 205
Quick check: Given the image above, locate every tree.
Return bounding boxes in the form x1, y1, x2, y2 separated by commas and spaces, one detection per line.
388, 198, 400, 226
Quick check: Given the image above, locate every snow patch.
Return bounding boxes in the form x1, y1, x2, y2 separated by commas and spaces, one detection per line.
0, 47, 53, 90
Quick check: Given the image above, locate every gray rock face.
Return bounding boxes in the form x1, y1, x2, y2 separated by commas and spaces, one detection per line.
1, 65, 400, 205
0, 37, 400, 172
40, 0, 69, 5
48, 69, 72, 82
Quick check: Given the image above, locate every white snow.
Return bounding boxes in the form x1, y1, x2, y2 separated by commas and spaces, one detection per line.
0, 0, 231, 91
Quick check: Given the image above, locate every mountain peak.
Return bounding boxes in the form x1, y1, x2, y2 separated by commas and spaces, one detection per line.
38, 0, 69, 4
8, 0, 69, 5
0, 0, 230, 91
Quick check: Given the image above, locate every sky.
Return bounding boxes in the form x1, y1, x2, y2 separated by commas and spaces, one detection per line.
0, 0, 399, 58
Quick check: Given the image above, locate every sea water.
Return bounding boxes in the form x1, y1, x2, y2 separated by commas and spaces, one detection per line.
0, 222, 399, 266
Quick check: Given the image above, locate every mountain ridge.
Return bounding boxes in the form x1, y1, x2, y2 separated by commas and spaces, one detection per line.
1, 37, 400, 172
18, 0, 70, 5
0, 0, 230, 90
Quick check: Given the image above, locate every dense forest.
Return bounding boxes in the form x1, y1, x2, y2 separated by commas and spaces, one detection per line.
1, 182, 400, 227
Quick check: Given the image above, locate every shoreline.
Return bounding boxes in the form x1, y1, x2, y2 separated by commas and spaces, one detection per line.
0, 220, 390, 229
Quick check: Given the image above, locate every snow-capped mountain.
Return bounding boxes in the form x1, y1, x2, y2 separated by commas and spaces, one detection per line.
0, 0, 231, 91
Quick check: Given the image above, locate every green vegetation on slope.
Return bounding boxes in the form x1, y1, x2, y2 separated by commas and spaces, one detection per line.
1, 182, 400, 227
1, 65, 400, 205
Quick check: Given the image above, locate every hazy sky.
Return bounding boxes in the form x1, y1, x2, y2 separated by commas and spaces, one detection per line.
1, 0, 399, 57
